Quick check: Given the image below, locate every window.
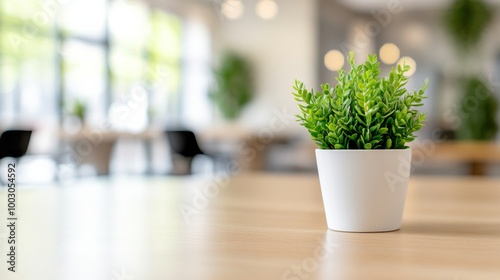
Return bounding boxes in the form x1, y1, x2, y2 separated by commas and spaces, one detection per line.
0, 0, 197, 132
0, 0, 57, 125
181, 19, 212, 129
108, 1, 183, 131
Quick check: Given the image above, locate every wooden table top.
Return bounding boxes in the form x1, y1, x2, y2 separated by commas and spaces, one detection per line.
1, 173, 500, 280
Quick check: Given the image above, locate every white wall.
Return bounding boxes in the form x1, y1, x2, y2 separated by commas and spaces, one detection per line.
213, 0, 318, 132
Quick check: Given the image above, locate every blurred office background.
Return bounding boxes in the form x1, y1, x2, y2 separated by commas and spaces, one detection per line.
0, 0, 499, 183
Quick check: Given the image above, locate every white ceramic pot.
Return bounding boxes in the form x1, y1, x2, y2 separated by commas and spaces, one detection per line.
315, 149, 412, 232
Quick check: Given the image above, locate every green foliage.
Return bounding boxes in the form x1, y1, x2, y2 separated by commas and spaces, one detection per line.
292, 52, 428, 150
444, 1, 497, 140
210, 52, 253, 120
456, 77, 498, 140
71, 100, 87, 123
445, 0, 493, 50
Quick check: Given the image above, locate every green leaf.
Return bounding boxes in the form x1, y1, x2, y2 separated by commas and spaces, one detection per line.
366, 114, 372, 126
334, 144, 344, 149
291, 52, 427, 150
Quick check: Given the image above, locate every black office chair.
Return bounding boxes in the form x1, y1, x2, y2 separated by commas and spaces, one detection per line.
165, 130, 212, 175
0, 130, 32, 161
0, 130, 32, 185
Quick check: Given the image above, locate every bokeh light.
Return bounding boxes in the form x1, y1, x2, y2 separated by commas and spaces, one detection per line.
324, 50, 345, 72
221, 0, 244, 20
379, 43, 400, 65
256, 0, 278, 20
397, 56, 417, 77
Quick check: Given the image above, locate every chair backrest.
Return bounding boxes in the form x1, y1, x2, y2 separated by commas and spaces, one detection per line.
0, 130, 33, 159
165, 130, 204, 158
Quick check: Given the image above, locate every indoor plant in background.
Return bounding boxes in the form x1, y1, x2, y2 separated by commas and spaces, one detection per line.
69, 99, 87, 128
444, 0, 498, 140
70, 99, 87, 127
292, 52, 428, 232
456, 77, 498, 140
210, 51, 253, 120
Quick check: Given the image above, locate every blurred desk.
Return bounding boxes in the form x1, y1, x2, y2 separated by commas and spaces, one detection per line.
412, 141, 500, 175
199, 125, 293, 170
59, 128, 162, 175
1, 174, 500, 279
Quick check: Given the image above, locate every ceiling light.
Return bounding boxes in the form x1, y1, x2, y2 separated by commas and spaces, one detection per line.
324, 50, 345, 72
379, 43, 400, 65
221, 0, 244, 20
256, 0, 278, 20
397, 56, 417, 77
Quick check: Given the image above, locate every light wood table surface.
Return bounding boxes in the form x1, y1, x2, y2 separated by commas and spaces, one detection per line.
1, 174, 500, 280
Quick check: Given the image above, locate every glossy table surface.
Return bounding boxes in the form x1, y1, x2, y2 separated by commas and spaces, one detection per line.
1, 173, 500, 280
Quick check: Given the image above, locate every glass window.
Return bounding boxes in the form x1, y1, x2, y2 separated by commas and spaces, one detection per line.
180, 19, 212, 128
110, 48, 146, 97
62, 40, 106, 125
2, 0, 49, 29
109, 0, 150, 52
108, 3, 183, 130
0, 0, 206, 131
147, 10, 182, 126
0, 0, 57, 124
60, 0, 107, 41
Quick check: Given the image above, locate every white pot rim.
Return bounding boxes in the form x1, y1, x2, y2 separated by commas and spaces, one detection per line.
316, 148, 411, 152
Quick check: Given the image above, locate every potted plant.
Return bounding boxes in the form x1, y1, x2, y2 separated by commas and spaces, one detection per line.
292, 52, 428, 232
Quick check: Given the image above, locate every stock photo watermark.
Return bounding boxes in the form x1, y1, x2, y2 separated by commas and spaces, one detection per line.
239, 107, 296, 162
211, 0, 243, 21
59, 66, 168, 179
282, 235, 339, 280
5, 163, 18, 272
179, 106, 295, 223
443, 78, 497, 130
339, 0, 412, 55
384, 134, 440, 192
111, 268, 135, 280
9, 0, 70, 51
384, 74, 497, 191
